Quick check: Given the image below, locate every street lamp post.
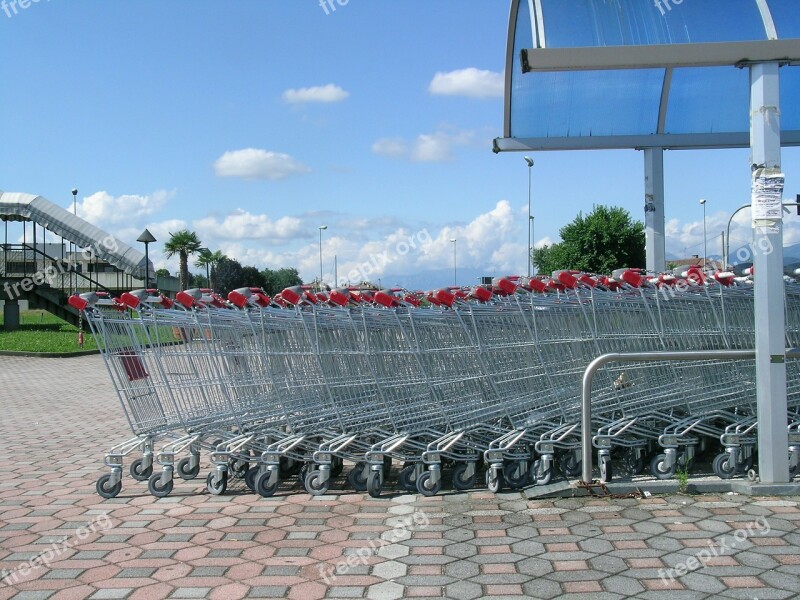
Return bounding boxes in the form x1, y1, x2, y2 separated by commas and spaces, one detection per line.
524, 157, 534, 277
699, 199, 707, 271
530, 215, 535, 276
319, 225, 328, 291
137, 229, 157, 289
70, 188, 77, 295
450, 238, 457, 287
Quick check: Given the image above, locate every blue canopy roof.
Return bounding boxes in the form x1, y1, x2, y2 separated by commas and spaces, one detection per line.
496, 0, 800, 151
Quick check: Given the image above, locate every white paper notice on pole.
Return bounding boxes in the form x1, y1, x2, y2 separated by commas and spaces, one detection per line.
751, 168, 785, 221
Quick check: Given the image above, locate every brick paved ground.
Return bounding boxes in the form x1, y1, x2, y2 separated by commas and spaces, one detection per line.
1, 355, 799, 599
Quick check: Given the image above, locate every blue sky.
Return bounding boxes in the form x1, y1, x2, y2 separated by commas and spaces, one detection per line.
2, 1, 799, 288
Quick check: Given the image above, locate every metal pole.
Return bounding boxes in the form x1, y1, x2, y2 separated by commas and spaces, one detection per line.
450, 238, 457, 286
700, 198, 707, 271
530, 216, 535, 276
319, 225, 327, 290
751, 61, 788, 484
644, 148, 666, 273
334, 255, 338, 288
525, 157, 533, 277
144, 242, 150, 290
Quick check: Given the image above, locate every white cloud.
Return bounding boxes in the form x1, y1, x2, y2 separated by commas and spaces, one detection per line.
193, 209, 305, 242
373, 129, 474, 163
282, 84, 349, 103
428, 68, 504, 99
371, 138, 407, 158
213, 148, 311, 181
76, 189, 172, 227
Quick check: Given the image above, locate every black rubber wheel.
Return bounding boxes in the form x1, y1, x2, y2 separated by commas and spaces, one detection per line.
206, 471, 228, 495
177, 457, 200, 480
559, 452, 581, 477
304, 470, 330, 496
622, 450, 644, 476
129, 458, 152, 481
255, 469, 280, 497
348, 462, 368, 492
366, 471, 382, 498
331, 456, 344, 477
530, 460, 552, 485
485, 469, 503, 493
148, 473, 174, 498
417, 471, 442, 496
398, 464, 418, 491
650, 453, 676, 480
96, 473, 122, 499
279, 457, 300, 478
382, 455, 392, 476
451, 463, 477, 491
229, 458, 249, 479
790, 461, 799, 478
713, 453, 737, 479
244, 465, 259, 491
503, 461, 529, 490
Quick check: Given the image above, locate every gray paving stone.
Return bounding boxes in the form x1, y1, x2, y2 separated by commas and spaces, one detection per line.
443, 560, 480, 579
9, 592, 55, 600
43, 568, 85, 579
601, 574, 646, 596
516, 557, 554, 577
188, 566, 227, 577
170, 589, 212, 599
90, 590, 132, 600
327, 587, 366, 598
522, 578, 565, 599
117, 567, 157, 578
445, 580, 483, 600
443, 542, 477, 559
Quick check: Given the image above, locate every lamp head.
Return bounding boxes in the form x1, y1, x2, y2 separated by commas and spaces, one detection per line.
524, 156, 534, 167
71, 188, 78, 197
699, 199, 706, 205
319, 225, 328, 230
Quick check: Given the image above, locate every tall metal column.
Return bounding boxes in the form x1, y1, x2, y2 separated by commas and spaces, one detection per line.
751, 62, 788, 484
644, 148, 665, 273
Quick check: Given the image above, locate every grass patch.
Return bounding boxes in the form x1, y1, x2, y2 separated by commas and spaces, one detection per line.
0, 310, 97, 353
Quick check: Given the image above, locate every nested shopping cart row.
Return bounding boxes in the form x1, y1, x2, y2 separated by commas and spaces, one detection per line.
70, 270, 800, 499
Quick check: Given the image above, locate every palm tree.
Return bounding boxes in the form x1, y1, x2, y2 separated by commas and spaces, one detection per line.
164, 230, 202, 291
195, 248, 226, 291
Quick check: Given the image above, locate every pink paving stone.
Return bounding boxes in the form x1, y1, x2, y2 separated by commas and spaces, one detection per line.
49, 584, 96, 600
704, 556, 739, 567
207, 516, 238, 529
681, 538, 717, 548
118, 558, 178, 569
476, 529, 508, 538
241, 546, 277, 561
563, 581, 603, 593
642, 579, 685, 590
190, 558, 244, 568
169, 577, 235, 588
615, 541, 646, 551
750, 537, 787, 546
318, 530, 349, 544
479, 545, 512, 554
93, 578, 158, 589
407, 586, 445, 597
721, 577, 767, 588
546, 542, 580, 552
627, 558, 665, 568
287, 581, 327, 600
553, 560, 589, 571
412, 547, 444, 555
667, 523, 700, 531
209, 582, 251, 600
410, 565, 443, 575
483, 563, 517, 574
473, 516, 502, 523
710, 508, 739, 515
309, 545, 345, 561
174, 547, 211, 562
225, 562, 265, 580
260, 557, 316, 567
125, 532, 165, 546
413, 531, 443, 539
254, 530, 288, 544
769, 505, 800, 513
776, 554, 800, 564
652, 510, 682, 517
148, 518, 181, 531
152, 563, 193, 581
128, 583, 174, 600
78, 564, 122, 584
486, 584, 524, 595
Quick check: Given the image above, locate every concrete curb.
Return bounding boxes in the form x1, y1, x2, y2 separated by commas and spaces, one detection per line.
0, 349, 100, 358
525, 477, 800, 498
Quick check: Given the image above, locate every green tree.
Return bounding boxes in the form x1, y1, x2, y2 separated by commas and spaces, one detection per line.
213, 257, 244, 296
163, 230, 202, 291
262, 267, 302, 295
155, 268, 171, 279
532, 205, 645, 276
240, 266, 267, 290
195, 249, 227, 291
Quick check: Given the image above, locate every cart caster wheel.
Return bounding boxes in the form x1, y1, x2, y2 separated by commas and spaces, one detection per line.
367, 471, 383, 498
713, 453, 737, 479
398, 464, 418, 491
417, 471, 441, 496
177, 457, 200, 480
622, 451, 644, 476
304, 470, 330, 496
747, 468, 758, 483
530, 460, 552, 486
331, 456, 344, 478
451, 463, 476, 491
229, 459, 249, 479
485, 469, 503, 493
790, 462, 799, 478
96, 473, 122, 499
650, 454, 676, 480
279, 457, 300, 478
503, 461, 529, 489
206, 471, 228, 495
148, 473, 174, 498
129, 458, 152, 481
599, 456, 613, 483
348, 462, 368, 492
559, 453, 581, 477
244, 465, 260, 491
255, 470, 280, 498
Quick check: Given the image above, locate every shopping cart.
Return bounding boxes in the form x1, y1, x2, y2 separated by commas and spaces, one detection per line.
72, 267, 800, 500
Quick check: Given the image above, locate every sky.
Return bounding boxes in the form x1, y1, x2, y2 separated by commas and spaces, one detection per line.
2, 1, 799, 290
